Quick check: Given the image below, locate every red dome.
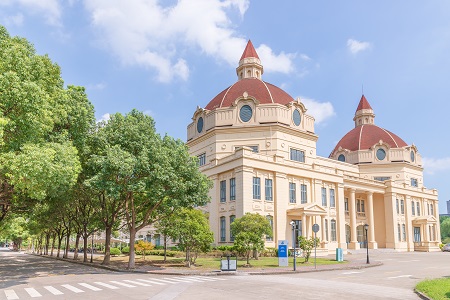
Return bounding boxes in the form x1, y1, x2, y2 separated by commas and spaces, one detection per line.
205, 78, 294, 110
331, 124, 408, 154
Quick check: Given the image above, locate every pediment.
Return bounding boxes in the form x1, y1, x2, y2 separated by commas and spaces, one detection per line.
287, 203, 327, 216
412, 215, 438, 224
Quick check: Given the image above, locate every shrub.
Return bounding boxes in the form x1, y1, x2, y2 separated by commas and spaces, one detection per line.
110, 248, 121, 256
121, 246, 130, 254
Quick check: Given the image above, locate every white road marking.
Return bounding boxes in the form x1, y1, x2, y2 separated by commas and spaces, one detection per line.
163, 277, 193, 283
4, 290, 19, 300
44, 286, 64, 295
341, 271, 364, 275
110, 281, 136, 288
123, 280, 150, 286
189, 276, 224, 281
137, 279, 166, 285
94, 282, 120, 289
387, 275, 412, 279
25, 288, 42, 297
61, 284, 84, 293
398, 260, 419, 263
147, 278, 178, 284
78, 283, 102, 291
172, 277, 204, 282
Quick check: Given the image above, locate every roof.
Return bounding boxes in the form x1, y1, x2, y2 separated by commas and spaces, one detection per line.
331, 124, 408, 153
240, 40, 259, 61
355, 94, 373, 112
204, 78, 294, 110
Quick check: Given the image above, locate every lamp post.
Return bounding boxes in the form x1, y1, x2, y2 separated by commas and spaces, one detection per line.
290, 221, 297, 271
364, 224, 369, 264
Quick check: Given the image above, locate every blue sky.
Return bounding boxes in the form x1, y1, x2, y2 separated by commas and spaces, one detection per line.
1, 0, 450, 213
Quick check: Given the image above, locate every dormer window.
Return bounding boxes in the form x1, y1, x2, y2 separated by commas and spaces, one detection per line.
376, 148, 386, 161
239, 105, 253, 122
338, 154, 345, 162
410, 150, 415, 162
197, 117, 204, 133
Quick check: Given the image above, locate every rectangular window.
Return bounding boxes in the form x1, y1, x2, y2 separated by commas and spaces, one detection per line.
361, 200, 365, 212
427, 203, 430, 215
229, 215, 235, 242
198, 153, 206, 166
234, 145, 259, 153
321, 187, 327, 206
253, 177, 261, 200
412, 201, 415, 216
266, 215, 273, 241
344, 198, 349, 212
220, 180, 226, 202
265, 179, 273, 201
411, 178, 418, 187
357, 200, 361, 212
330, 220, 337, 242
325, 219, 329, 241
229, 178, 236, 201
417, 202, 420, 216
220, 217, 226, 242
300, 184, 307, 204
330, 189, 335, 208
430, 203, 434, 216
290, 149, 305, 162
398, 224, 401, 242
396, 199, 400, 214
289, 182, 296, 203
414, 227, 421, 242
402, 224, 406, 241
400, 199, 404, 215
374, 176, 391, 181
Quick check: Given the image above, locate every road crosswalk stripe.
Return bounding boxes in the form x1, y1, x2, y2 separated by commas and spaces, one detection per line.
78, 283, 102, 291
44, 286, 64, 295
4, 290, 19, 300
172, 277, 204, 282
94, 282, 120, 289
146, 278, 177, 284
110, 281, 136, 288
137, 279, 166, 285
190, 276, 225, 281
163, 277, 193, 283
61, 284, 84, 293
123, 280, 150, 286
24, 288, 42, 297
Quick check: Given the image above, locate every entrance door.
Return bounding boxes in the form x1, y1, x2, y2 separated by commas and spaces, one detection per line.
345, 225, 351, 244
292, 220, 302, 247
357, 225, 367, 248
414, 227, 421, 242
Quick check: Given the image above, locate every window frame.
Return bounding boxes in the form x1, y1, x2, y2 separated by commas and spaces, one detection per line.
300, 184, 307, 204
220, 180, 226, 203
253, 177, 261, 200
330, 188, 335, 208
229, 178, 236, 201
265, 178, 273, 201
220, 217, 226, 242
321, 187, 327, 207
290, 148, 305, 162
289, 182, 296, 203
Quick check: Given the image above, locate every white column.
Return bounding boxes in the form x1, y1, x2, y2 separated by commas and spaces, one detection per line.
366, 191, 377, 249
348, 189, 359, 249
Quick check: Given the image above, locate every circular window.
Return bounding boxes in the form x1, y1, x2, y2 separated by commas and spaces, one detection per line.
410, 150, 415, 162
338, 154, 345, 162
197, 117, 203, 133
239, 105, 253, 122
293, 109, 301, 126
376, 148, 386, 160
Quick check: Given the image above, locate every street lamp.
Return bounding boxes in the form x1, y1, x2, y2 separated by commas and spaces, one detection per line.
364, 224, 369, 264
290, 221, 297, 271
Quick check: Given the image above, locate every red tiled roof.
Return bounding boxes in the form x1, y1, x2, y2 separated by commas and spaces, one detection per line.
240, 40, 259, 61
204, 78, 294, 110
331, 124, 408, 154
355, 94, 373, 112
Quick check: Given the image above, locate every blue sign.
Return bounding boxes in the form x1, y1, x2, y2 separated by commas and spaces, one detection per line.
278, 240, 288, 266
278, 244, 287, 257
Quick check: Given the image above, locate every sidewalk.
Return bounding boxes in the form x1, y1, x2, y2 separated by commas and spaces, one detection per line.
28, 250, 382, 276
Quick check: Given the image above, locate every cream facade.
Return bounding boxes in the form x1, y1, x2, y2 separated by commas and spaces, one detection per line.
187, 41, 440, 253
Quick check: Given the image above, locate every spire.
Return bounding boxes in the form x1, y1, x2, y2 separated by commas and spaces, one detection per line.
236, 40, 264, 80
353, 94, 375, 127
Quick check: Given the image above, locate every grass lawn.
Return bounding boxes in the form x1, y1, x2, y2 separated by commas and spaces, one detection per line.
96, 254, 345, 270
416, 278, 450, 300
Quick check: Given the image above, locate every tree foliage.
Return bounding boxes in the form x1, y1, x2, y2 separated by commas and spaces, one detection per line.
298, 236, 320, 263
440, 218, 450, 241
230, 213, 272, 265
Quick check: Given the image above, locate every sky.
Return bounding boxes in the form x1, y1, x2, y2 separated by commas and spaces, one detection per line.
1, 0, 450, 213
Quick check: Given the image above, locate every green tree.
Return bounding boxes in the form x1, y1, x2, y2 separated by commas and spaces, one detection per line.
298, 236, 320, 263
440, 218, 450, 242
0, 215, 29, 250
164, 208, 213, 267
135, 240, 154, 260
230, 213, 272, 265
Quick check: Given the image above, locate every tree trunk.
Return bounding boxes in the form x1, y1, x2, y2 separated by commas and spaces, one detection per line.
163, 235, 167, 263
101, 227, 112, 265
64, 230, 71, 258
127, 227, 136, 269
50, 233, 56, 256
83, 235, 88, 262
45, 233, 50, 255
73, 233, 81, 260
56, 235, 63, 258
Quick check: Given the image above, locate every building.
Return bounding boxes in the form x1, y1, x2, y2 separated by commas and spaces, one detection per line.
187, 40, 440, 252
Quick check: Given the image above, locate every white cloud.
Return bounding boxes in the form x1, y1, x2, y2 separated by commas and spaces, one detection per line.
97, 113, 110, 123
2, 13, 24, 26
87, 82, 107, 90
84, 0, 296, 82
347, 38, 372, 54
300, 97, 335, 124
0, 0, 62, 26
422, 157, 450, 175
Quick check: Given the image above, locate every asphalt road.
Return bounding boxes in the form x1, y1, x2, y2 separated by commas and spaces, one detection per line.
1, 248, 449, 299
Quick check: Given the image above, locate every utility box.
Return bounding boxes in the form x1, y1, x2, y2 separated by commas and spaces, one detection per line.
336, 248, 344, 262
220, 255, 237, 271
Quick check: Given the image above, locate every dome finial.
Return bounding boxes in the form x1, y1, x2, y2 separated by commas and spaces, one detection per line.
353, 94, 375, 127
236, 40, 264, 80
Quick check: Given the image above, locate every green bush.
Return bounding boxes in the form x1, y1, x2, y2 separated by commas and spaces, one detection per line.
121, 246, 130, 254
110, 248, 121, 256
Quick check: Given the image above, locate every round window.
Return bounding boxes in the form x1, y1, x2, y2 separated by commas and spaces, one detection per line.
338, 154, 345, 162
410, 150, 415, 162
376, 148, 386, 160
239, 105, 253, 122
197, 117, 203, 133
293, 109, 301, 126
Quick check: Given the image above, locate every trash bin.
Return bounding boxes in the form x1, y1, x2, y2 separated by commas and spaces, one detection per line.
336, 248, 344, 262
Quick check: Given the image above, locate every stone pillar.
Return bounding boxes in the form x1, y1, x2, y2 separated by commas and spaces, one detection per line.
301, 214, 306, 238
336, 183, 347, 249
274, 172, 288, 242
348, 188, 359, 249
366, 191, 377, 249
405, 195, 414, 251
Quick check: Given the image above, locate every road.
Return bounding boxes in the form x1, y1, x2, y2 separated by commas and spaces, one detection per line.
1, 248, 449, 299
